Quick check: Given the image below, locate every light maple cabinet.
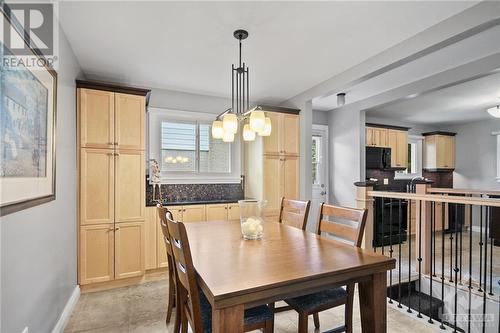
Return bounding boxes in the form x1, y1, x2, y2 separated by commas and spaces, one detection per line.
263, 112, 300, 156
365, 126, 388, 148
387, 129, 408, 169
423, 132, 456, 171
206, 204, 229, 221
245, 109, 301, 217
77, 81, 150, 287
228, 203, 241, 220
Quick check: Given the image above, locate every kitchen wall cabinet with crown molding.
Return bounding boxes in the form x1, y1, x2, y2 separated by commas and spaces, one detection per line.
423, 132, 456, 171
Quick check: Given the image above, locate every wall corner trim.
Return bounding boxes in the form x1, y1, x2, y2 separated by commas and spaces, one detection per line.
52, 285, 80, 333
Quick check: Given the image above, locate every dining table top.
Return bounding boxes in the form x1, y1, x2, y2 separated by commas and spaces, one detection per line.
184, 219, 395, 308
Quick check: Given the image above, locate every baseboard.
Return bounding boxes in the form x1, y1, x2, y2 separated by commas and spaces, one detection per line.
52, 285, 80, 333
471, 225, 490, 233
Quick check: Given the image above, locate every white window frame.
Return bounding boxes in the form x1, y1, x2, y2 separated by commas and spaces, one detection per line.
493, 131, 500, 182
148, 107, 242, 184
394, 135, 423, 179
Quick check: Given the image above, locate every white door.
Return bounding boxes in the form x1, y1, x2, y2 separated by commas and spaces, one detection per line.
311, 125, 329, 228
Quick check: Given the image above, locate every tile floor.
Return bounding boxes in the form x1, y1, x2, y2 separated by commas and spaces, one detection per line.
65, 276, 438, 333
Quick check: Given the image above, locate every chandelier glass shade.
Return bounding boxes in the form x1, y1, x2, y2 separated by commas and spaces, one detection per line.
211, 29, 271, 142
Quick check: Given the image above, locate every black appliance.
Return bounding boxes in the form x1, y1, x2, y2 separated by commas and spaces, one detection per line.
374, 197, 408, 247
366, 147, 392, 170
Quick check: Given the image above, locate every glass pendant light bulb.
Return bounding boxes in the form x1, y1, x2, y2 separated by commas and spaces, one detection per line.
243, 124, 256, 141
249, 111, 266, 132
222, 131, 235, 142
258, 117, 272, 136
211, 120, 224, 139
223, 113, 238, 134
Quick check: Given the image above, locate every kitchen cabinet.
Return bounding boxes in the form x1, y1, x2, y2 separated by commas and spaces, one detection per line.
182, 205, 206, 222
262, 154, 299, 216
79, 224, 115, 285
228, 203, 241, 220
408, 201, 445, 234
423, 132, 455, 170
387, 129, 408, 169
114, 221, 145, 279
144, 208, 158, 270
206, 204, 229, 221
263, 112, 300, 156
77, 81, 150, 287
365, 127, 388, 148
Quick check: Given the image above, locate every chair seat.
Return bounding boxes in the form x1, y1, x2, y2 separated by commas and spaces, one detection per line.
284, 287, 348, 313
200, 289, 273, 332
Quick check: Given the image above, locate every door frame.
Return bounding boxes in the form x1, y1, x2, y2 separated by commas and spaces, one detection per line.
312, 124, 329, 202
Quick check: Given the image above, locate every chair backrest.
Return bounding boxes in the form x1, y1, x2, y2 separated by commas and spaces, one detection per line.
165, 212, 204, 333
278, 197, 311, 230
157, 205, 174, 257
316, 203, 368, 247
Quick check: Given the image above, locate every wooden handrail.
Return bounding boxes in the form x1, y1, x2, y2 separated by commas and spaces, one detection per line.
367, 190, 500, 207
427, 188, 500, 196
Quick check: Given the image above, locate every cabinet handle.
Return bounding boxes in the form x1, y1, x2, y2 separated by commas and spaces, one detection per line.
114, 142, 118, 145
115, 227, 120, 231
183, 209, 186, 212
228, 206, 232, 209
114, 152, 120, 156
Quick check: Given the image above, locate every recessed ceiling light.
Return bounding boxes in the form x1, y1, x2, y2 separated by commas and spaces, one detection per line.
487, 105, 500, 118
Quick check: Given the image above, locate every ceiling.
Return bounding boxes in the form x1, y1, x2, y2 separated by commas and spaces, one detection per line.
365, 71, 500, 125
59, 1, 476, 104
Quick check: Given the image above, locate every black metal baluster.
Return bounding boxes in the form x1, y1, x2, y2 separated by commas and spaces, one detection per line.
468, 204, 473, 333
453, 204, 459, 332
429, 201, 435, 324
459, 204, 463, 285
440, 202, 446, 330
479, 205, 483, 292
418, 200, 423, 318
482, 206, 488, 333
450, 202, 454, 283
434, 201, 437, 277
374, 198, 377, 253
398, 199, 403, 308
382, 197, 385, 256
408, 198, 413, 314
489, 205, 493, 296
389, 198, 394, 304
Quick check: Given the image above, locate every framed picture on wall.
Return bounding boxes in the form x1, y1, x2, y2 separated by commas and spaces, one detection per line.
0, 5, 58, 216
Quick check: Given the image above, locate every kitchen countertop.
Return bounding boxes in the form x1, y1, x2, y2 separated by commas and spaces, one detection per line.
146, 199, 243, 207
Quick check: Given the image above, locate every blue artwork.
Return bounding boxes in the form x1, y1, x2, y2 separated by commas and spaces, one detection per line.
0, 43, 49, 177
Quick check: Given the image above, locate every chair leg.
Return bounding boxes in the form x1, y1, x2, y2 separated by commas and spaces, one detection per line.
181, 310, 188, 333
172, 290, 181, 333
313, 312, 320, 329
298, 313, 308, 333
264, 318, 274, 333
345, 285, 355, 333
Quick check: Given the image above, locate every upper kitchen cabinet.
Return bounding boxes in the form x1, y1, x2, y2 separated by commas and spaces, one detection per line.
77, 80, 150, 150
78, 89, 115, 149
423, 132, 456, 171
365, 126, 388, 148
387, 129, 408, 169
263, 110, 300, 156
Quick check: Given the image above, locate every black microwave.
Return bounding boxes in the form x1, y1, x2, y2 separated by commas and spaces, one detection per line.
366, 147, 391, 170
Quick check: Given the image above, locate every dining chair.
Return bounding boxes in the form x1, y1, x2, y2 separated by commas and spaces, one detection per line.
284, 203, 368, 333
165, 213, 275, 333
271, 197, 312, 314
157, 205, 180, 332
278, 197, 311, 230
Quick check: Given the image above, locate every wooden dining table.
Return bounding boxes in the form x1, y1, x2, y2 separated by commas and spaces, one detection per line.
184, 219, 396, 333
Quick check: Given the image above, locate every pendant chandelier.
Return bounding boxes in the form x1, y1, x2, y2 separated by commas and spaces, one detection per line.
211, 29, 271, 142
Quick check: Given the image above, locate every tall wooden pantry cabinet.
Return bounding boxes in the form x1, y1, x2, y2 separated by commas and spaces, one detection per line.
244, 107, 300, 221
77, 80, 150, 287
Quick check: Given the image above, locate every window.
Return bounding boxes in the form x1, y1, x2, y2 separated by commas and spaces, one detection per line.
312, 135, 321, 185
148, 108, 241, 184
161, 121, 231, 173
395, 136, 423, 179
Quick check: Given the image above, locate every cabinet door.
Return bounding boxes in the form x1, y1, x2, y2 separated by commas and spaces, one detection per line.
79, 224, 114, 285
78, 89, 115, 149
444, 136, 455, 169
387, 130, 398, 167
115, 150, 145, 223
263, 112, 281, 155
115, 221, 145, 279
182, 205, 206, 222
396, 131, 408, 168
282, 114, 300, 156
228, 203, 241, 220
144, 207, 158, 270
80, 149, 114, 225
283, 156, 300, 200
263, 155, 282, 214
373, 128, 388, 147
365, 127, 374, 146
206, 204, 228, 221
115, 93, 145, 150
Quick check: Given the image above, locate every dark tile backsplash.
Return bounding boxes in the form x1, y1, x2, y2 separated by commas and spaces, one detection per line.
146, 178, 244, 206
366, 169, 453, 191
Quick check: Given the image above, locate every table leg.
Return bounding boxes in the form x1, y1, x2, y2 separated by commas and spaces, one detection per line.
359, 272, 387, 333
212, 304, 244, 333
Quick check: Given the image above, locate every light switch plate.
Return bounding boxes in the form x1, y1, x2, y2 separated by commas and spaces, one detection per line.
383, 178, 389, 185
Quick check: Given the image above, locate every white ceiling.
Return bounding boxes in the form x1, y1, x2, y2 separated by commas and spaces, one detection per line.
59, 1, 476, 104
365, 71, 500, 125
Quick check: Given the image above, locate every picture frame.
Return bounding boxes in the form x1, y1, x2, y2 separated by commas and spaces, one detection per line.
0, 5, 58, 216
